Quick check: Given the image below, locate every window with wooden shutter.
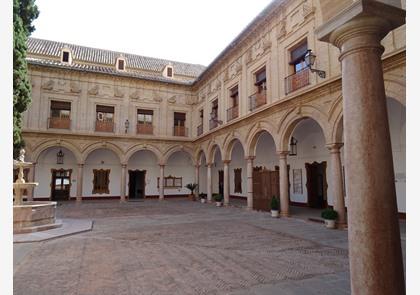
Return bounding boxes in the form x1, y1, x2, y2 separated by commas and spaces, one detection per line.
92, 169, 110, 194
50, 100, 71, 118
167, 67, 173, 77
137, 109, 153, 124
234, 168, 242, 193
62, 51, 70, 63
290, 41, 308, 73
118, 59, 125, 70
174, 112, 186, 126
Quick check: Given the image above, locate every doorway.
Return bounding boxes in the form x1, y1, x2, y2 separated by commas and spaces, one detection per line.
51, 169, 72, 201
305, 161, 327, 208
252, 167, 279, 211
218, 170, 224, 195
128, 170, 146, 199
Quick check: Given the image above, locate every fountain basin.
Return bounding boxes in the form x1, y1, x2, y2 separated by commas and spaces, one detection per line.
14, 201, 62, 234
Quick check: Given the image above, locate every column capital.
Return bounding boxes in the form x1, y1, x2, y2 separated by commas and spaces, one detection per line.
317, 1, 405, 49
326, 143, 344, 152
206, 162, 213, 168
77, 163, 84, 168
277, 151, 289, 159
223, 160, 231, 165
121, 163, 127, 168
159, 164, 165, 168
195, 164, 200, 168
245, 156, 255, 161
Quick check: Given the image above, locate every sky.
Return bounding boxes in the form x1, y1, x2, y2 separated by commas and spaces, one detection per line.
31, 0, 273, 66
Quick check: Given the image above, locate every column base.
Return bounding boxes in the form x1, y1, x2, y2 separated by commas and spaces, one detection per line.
246, 206, 253, 211
119, 197, 126, 202
280, 212, 290, 218
76, 197, 82, 202
336, 221, 348, 230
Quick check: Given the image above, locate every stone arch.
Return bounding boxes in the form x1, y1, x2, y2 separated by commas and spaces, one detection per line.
194, 147, 207, 166
82, 142, 124, 164
223, 136, 246, 161
124, 144, 163, 164
245, 121, 279, 157
278, 106, 330, 151
384, 73, 406, 106
162, 145, 195, 165
31, 139, 83, 164
207, 143, 223, 164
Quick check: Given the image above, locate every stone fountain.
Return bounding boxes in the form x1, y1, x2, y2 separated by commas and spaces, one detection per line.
13, 149, 62, 234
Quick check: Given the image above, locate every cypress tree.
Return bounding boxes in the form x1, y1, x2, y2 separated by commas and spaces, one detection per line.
13, 0, 39, 158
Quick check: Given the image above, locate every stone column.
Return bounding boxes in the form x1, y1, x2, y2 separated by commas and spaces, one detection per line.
317, 4, 405, 294
120, 164, 127, 202
246, 156, 254, 210
206, 163, 212, 202
223, 160, 230, 205
159, 164, 165, 200
327, 143, 346, 227
27, 164, 36, 201
278, 152, 290, 217
195, 165, 200, 199
76, 163, 84, 202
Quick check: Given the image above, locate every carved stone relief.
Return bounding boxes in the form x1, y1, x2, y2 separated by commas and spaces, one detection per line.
277, 20, 287, 39
70, 81, 81, 93
129, 89, 140, 100
168, 95, 177, 104
88, 84, 99, 96
41, 79, 54, 91
114, 87, 125, 98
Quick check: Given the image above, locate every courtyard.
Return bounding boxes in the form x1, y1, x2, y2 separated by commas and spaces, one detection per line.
14, 199, 406, 295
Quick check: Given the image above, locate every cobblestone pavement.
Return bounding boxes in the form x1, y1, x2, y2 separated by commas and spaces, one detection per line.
14, 200, 356, 295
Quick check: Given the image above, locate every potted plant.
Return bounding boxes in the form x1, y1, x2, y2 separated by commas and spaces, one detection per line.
214, 194, 223, 207
321, 208, 338, 229
185, 183, 198, 201
199, 193, 206, 203
270, 196, 279, 218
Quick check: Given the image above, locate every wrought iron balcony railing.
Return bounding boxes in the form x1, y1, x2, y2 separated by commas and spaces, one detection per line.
284, 67, 310, 95
209, 119, 219, 130
95, 120, 114, 132
226, 105, 239, 122
48, 116, 71, 129
173, 126, 188, 137
248, 89, 267, 112
197, 124, 203, 136
137, 122, 153, 135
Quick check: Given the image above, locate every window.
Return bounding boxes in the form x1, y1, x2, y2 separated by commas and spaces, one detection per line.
167, 67, 173, 77
49, 100, 71, 129
211, 99, 218, 118
96, 105, 114, 132
174, 112, 186, 127
118, 59, 125, 70
197, 109, 204, 136
290, 41, 308, 73
92, 169, 110, 194
230, 85, 239, 106
234, 168, 242, 193
50, 100, 71, 118
199, 109, 204, 125
137, 109, 153, 124
255, 67, 267, 93
62, 51, 70, 63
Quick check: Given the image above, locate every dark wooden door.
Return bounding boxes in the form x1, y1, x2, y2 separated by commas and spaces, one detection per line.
218, 170, 224, 195
305, 162, 327, 208
253, 168, 279, 211
51, 169, 72, 201
129, 170, 146, 199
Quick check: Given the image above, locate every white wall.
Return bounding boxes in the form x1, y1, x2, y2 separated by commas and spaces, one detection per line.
287, 119, 332, 205
254, 132, 277, 169
211, 149, 223, 194
34, 147, 78, 198
229, 141, 247, 198
127, 150, 159, 196
165, 151, 195, 195
388, 98, 406, 212
83, 148, 121, 197
198, 153, 207, 194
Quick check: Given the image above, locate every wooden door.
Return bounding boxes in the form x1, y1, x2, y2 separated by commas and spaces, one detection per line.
51, 169, 72, 201
253, 168, 279, 211
129, 170, 146, 199
218, 170, 224, 195
305, 162, 328, 208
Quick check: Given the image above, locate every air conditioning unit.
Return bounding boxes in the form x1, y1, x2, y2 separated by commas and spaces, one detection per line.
97, 112, 104, 121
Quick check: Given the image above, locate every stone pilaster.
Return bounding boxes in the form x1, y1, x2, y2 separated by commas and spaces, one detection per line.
223, 160, 230, 205
278, 151, 290, 217
327, 143, 346, 228
246, 156, 254, 210
76, 163, 84, 202
120, 164, 127, 202
159, 164, 165, 200
206, 163, 212, 202
195, 165, 200, 199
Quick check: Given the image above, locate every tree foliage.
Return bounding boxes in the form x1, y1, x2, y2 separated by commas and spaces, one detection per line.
13, 0, 39, 158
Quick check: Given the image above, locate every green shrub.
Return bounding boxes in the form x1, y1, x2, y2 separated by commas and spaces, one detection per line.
185, 183, 198, 194
321, 208, 338, 220
214, 194, 223, 202
270, 196, 279, 211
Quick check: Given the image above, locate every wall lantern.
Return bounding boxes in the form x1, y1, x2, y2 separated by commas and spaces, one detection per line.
124, 119, 129, 133
57, 149, 64, 164
304, 49, 326, 78
289, 137, 298, 156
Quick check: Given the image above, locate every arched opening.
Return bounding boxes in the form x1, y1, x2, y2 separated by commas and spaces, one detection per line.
126, 150, 159, 199
84, 148, 121, 198
166, 150, 195, 197
287, 118, 330, 209
198, 151, 207, 195
35, 146, 78, 200
228, 139, 247, 203
212, 147, 223, 196
252, 131, 279, 211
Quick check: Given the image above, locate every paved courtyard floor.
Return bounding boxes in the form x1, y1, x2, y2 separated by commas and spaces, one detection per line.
13, 199, 405, 295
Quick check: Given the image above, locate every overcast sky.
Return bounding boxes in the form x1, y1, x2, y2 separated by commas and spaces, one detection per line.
31, 0, 273, 66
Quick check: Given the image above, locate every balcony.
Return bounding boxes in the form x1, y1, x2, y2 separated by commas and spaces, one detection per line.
209, 119, 219, 130
284, 67, 310, 95
173, 126, 188, 137
197, 124, 203, 136
137, 122, 153, 135
226, 105, 239, 122
249, 90, 267, 112
48, 116, 71, 129
95, 120, 114, 132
